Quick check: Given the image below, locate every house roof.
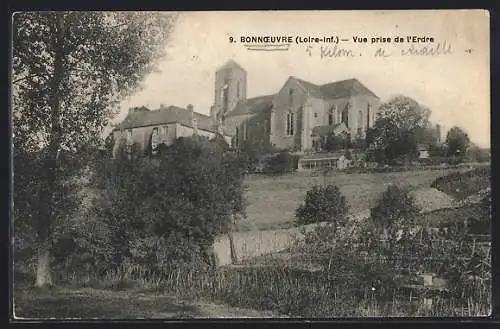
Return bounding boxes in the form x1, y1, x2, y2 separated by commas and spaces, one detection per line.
225, 94, 275, 118
115, 105, 218, 133
311, 122, 349, 136
301, 153, 346, 160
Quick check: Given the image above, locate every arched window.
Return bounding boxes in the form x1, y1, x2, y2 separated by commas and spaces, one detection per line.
286, 111, 295, 136
235, 127, 240, 148
329, 105, 336, 125
357, 110, 363, 136
341, 103, 349, 128
288, 89, 294, 105
222, 79, 229, 111
367, 104, 371, 128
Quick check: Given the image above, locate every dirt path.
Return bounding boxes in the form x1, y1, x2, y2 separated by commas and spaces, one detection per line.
14, 286, 284, 319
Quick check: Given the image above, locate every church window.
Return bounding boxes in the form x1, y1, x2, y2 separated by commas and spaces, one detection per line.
328, 106, 336, 125
367, 104, 371, 128
126, 129, 133, 145
222, 78, 229, 112
314, 112, 318, 118
288, 89, 294, 105
358, 110, 364, 133
341, 104, 349, 128
237, 80, 240, 99
286, 111, 295, 136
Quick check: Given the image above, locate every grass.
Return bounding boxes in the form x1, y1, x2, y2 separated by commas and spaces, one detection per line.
242, 168, 469, 231
13, 165, 492, 319
14, 262, 491, 319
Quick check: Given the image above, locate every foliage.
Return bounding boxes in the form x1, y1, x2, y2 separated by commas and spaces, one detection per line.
51, 136, 246, 275
366, 96, 432, 164
465, 146, 490, 163
295, 185, 349, 227
370, 185, 420, 233
13, 11, 176, 286
430, 166, 491, 200
445, 126, 470, 158
377, 95, 431, 131
262, 150, 299, 175
322, 132, 346, 152
237, 139, 276, 173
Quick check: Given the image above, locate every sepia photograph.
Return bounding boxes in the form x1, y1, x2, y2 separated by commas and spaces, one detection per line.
11, 10, 491, 319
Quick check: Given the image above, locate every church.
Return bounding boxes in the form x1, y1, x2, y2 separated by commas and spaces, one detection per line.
111, 59, 381, 157
213, 60, 381, 154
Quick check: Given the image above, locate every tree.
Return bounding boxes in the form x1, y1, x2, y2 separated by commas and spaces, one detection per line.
85, 136, 246, 273
12, 12, 177, 287
370, 185, 420, 238
445, 126, 470, 159
322, 132, 343, 152
377, 95, 431, 131
366, 96, 430, 164
295, 185, 349, 229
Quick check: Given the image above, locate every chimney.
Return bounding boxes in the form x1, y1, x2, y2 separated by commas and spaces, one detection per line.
128, 107, 137, 115
160, 103, 166, 109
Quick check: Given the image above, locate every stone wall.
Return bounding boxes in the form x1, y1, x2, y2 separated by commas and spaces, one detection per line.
212, 211, 371, 266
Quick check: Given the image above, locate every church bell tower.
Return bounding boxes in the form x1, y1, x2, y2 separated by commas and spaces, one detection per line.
211, 60, 247, 126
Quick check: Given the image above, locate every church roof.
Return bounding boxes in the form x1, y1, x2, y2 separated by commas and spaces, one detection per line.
225, 94, 275, 118
115, 105, 217, 133
295, 77, 379, 100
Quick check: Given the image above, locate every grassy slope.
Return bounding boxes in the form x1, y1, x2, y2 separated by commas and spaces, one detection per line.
241, 168, 464, 231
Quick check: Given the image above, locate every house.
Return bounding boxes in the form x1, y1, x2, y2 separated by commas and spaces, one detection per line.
418, 144, 430, 159
213, 60, 381, 154
297, 153, 350, 171
112, 104, 231, 157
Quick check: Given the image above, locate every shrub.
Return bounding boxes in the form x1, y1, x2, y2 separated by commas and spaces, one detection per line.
51, 136, 246, 277
370, 185, 419, 234
430, 166, 491, 200
263, 150, 299, 175
295, 185, 349, 228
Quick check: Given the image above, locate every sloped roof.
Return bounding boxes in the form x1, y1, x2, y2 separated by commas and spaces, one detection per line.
311, 123, 349, 136
115, 106, 217, 133
293, 77, 378, 100
293, 77, 324, 98
320, 78, 378, 99
301, 153, 346, 160
225, 94, 275, 118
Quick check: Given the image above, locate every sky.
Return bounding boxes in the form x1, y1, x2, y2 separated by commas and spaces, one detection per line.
110, 10, 490, 148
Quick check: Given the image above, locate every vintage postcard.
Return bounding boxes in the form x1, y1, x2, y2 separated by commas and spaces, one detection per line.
11, 10, 491, 319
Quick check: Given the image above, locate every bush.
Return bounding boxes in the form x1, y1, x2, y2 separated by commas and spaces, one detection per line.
263, 150, 299, 175
370, 185, 419, 234
295, 185, 349, 228
51, 136, 246, 277
430, 166, 491, 200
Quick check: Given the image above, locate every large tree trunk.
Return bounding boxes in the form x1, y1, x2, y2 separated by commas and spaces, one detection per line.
35, 13, 65, 288
35, 242, 53, 287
